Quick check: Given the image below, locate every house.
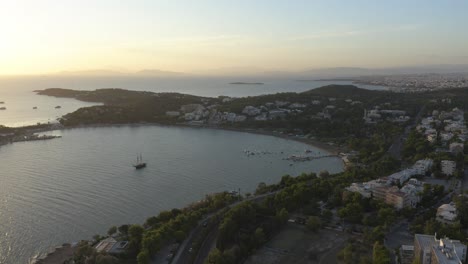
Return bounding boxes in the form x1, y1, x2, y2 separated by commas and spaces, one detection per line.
95, 237, 128, 254
413, 159, 434, 175
436, 203, 458, 225
385, 188, 408, 210
345, 183, 372, 198
400, 245, 415, 264
388, 168, 418, 185
165, 111, 180, 117
288, 103, 307, 109
254, 113, 268, 121
275, 101, 289, 107
268, 109, 288, 120
414, 234, 466, 264
449, 143, 464, 154
440, 132, 454, 143
242, 106, 261, 116
441, 160, 456, 176
400, 179, 424, 208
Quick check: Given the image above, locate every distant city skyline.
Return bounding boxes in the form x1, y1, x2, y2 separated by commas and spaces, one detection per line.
1, 0, 468, 75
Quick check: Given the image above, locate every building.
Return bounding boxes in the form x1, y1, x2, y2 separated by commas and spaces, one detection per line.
436, 203, 458, 225
95, 237, 128, 254
400, 245, 415, 264
440, 132, 455, 143
449, 143, 464, 154
414, 234, 466, 264
345, 183, 372, 198
385, 188, 408, 210
413, 159, 434, 175
388, 168, 418, 185
441, 160, 456, 176
400, 179, 424, 207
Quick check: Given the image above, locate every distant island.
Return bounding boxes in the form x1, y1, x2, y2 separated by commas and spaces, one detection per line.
229, 82, 264, 85
297, 78, 357, 82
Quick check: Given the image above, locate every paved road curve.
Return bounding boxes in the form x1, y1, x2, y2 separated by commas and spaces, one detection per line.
172, 191, 277, 264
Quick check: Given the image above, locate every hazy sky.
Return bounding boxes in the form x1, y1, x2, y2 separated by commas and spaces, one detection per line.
1, 0, 468, 75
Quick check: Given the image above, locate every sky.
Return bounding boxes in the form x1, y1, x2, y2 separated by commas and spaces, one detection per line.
0, 0, 468, 75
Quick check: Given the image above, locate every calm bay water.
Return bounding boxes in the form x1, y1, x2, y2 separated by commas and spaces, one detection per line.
0, 125, 344, 263
0, 75, 387, 127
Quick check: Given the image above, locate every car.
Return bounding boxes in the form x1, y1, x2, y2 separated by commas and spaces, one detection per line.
202, 221, 208, 227
166, 253, 174, 260
188, 247, 193, 253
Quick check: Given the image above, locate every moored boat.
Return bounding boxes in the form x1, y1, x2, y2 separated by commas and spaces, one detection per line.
133, 154, 147, 169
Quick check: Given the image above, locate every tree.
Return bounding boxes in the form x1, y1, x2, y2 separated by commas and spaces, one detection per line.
306, 216, 322, 232
205, 248, 223, 264
128, 224, 145, 254
107, 226, 117, 237
319, 170, 330, 178
373, 242, 391, 264
73, 241, 96, 264
174, 230, 186, 242
338, 202, 363, 224
255, 182, 268, 195
129, 224, 144, 241
377, 207, 396, 226
118, 224, 129, 236
253, 228, 266, 248
276, 208, 289, 224
137, 249, 150, 264
321, 209, 333, 223
217, 217, 238, 250
95, 254, 119, 264
142, 231, 163, 255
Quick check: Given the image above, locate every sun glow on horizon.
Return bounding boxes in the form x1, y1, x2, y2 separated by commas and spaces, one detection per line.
1, 0, 468, 76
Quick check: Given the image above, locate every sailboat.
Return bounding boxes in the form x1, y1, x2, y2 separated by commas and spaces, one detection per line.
133, 154, 147, 169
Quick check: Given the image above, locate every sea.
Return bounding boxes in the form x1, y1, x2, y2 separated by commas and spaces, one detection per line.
0, 75, 382, 263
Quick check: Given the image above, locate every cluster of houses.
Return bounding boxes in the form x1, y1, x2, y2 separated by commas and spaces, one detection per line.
418, 108, 467, 147
363, 107, 410, 124
166, 98, 328, 125
346, 159, 433, 209
165, 96, 372, 125
417, 108, 466, 177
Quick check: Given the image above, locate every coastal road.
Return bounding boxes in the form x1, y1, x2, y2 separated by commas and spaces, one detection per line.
172, 191, 277, 264
193, 226, 219, 264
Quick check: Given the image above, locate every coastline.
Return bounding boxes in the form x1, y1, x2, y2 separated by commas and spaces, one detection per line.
2, 123, 347, 174
39, 122, 344, 156
20, 122, 345, 263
